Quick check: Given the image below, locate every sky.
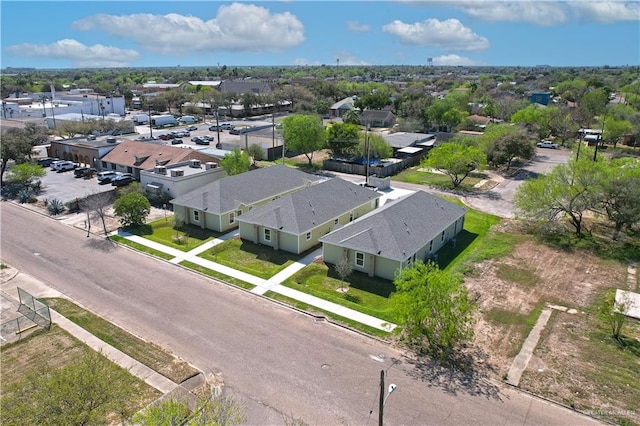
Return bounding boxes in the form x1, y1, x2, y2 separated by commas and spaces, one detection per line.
1, 1, 639, 69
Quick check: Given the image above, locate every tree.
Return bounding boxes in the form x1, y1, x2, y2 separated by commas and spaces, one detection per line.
0, 127, 33, 186
580, 89, 609, 117
491, 128, 536, 170
221, 148, 251, 175
1, 350, 140, 426
357, 132, 393, 159
342, 109, 360, 125
511, 104, 553, 138
604, 117, 633, 148
6, 162, 45, 185
334, 257, 353, 292
247, 144, 264, 165
113, 191, 151, 229
133, 388, 244, 426
549, 108, 579, 146
282, 115, 326, 166
423, 142, 486, 188
326, 122, 360, 157
392, 261, 474, 359
514, 155, 602, 236
597, 158, 640, 239
599, 290, 631, 344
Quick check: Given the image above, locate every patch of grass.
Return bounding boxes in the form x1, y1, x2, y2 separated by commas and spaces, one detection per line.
264, 291, 390, 338
43, 298, 199, 384
179, 260, 256, 290
484, 305, 544, 358
199, 238, 300, 279
495, 264, 541, 287
0, 325, 160, 421
109, 235, 175, 260
282, 262, 399, 324
393, 167, 483, 191
129, 217, 220, 252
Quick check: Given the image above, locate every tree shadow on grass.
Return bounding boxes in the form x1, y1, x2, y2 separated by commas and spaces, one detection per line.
326, 266, 395, 298
435, 230, 478, 269
404, 346, 502, 401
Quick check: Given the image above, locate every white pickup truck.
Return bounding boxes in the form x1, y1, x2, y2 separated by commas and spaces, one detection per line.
537, 141, 559, 149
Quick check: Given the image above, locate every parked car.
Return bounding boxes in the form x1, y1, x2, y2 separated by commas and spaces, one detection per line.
201, 135, 213, 142
209, 125, 220, 131
50, 160, 65, 171
173, 131, 190, 138
74, 167, 96, 178
537, 141, 559, 149
194, 138, 210, 145
185, 126, 198, 131
37, 157, 59, 167
229, 128, 242, 135
171, 139, 184, 145
221, 122, 234, 130
97, 171, 121, 184
159, 133, 175, 140
111, 173, 136, 187
56, 161, 77, 172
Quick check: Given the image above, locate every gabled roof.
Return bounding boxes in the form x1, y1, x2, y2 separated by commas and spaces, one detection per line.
360, 110, 395, 121
239, 178, 381, 234
100, 140, 218, 170
330, 96, 358, 110
381, 132, 436, 149
218, 81, 271, 95
319, 191, 467, 262
170, 165, 320, 214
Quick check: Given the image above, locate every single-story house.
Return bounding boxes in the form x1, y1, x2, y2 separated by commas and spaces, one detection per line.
319, 191, 467, 281
170, 165, 322, 233
360, 110, 396, 128
380, 132, 437, 156
99, 140, 219, 179
238, 178, 382, 255
330, 96, 358, 118
140, 159, 226, 202
48, 136, 120, 168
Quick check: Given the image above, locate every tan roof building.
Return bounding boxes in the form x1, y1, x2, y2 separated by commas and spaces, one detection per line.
99, 140, 220, 179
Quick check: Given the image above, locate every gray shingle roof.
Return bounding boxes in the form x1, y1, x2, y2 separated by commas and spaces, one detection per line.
170, 165, 320, 214
319, 191, 467, 261
238, 178, 381, 234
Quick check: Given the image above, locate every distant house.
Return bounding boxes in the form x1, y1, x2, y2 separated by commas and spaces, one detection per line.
330, 96, 358, 118
99, 140, 219, 179
238, 178, 381, 254
360, 110, 396, 128
319, 191, 467, 280
530, 92, 551, 106
218, 81, 272, 96
381, 132, 437, 156
170, 165, 321, 233
48, 136, 121, 168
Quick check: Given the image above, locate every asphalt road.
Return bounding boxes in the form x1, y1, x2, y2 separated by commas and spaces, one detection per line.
1, 202, 599, 425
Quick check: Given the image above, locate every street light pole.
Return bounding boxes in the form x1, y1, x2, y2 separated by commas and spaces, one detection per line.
378, 370, 384, 426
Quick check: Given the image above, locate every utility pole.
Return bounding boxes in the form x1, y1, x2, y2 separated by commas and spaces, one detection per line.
378, 370, 384, 426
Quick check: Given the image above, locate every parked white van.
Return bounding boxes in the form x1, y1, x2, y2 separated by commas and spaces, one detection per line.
55, 161, 76, 172
179, 115, 199, 124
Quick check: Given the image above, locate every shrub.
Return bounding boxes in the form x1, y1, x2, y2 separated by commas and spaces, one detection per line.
17, 189, 32, 204
47, 199, 65, 215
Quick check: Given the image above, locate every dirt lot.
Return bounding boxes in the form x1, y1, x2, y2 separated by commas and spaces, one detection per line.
464, 223, 638, 425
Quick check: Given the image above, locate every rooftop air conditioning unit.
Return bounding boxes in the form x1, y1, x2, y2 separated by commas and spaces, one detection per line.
106, 137, 116, 144
170, 169, 184, 177
155, 166, 167, 175
189, 159, 201, 168
205, 162, 218, 170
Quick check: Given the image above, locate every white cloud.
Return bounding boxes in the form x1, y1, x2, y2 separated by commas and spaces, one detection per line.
568, 1, 640, 23
382, 18, 489, 51
291, 58, 322, 66
71, 3, 305, 55
452, 1, 568, 26
431, 54, 482, 66
4, 39, 139, 67
347, 20, 371, 32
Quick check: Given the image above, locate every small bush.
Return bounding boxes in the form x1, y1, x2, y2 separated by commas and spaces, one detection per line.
17, 189, 32, 204
47, 199, 65, 215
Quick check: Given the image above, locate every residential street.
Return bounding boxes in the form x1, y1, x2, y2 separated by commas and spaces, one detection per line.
1, 202, 600, 425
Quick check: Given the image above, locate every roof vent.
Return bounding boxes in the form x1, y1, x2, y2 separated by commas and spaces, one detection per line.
170, 169, 184, 177
154, 166, 167, 175
189, 159, 201, 168
205, 162, 218, 170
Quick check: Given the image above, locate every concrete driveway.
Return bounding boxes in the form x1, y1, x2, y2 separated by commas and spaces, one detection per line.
37, 167, 114, 205
463, 147, 570, 218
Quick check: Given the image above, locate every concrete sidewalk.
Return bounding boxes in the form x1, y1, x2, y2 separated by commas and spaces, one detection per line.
0, 269, 179, 394
113, 230, 397, 332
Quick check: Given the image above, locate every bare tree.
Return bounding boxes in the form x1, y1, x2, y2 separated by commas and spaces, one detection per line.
335, 256, 353, 292
82, 191, 116, 236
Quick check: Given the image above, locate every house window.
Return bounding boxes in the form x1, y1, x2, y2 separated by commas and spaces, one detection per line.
101, 161, 107, 168
349, 213, 354, 222
355, 252, 365, 267
375, 198, 379, 208
441, 231, 445, 242
229, 212, 235, 224
237, 210, 242, 217
429, 240, 433, 253
193, 211, 199, 222
334, 218, 339, 225
127, 167, 133, 174
111, 163, 117, 170
306, 232, 311, 240
264, 229, 271, 242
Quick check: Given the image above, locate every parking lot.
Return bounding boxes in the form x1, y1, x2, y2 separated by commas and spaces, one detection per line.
37, 166, 114, 204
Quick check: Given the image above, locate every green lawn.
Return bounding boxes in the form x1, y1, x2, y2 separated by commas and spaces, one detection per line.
43, 298, 199, 384
180, 260, 256, 290
393, 167, 485, 191
198, 238, 302, 279
110, 235, 175, 260
128, 217, 220, 252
